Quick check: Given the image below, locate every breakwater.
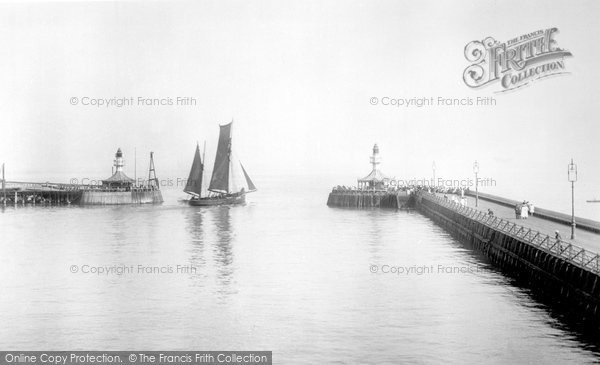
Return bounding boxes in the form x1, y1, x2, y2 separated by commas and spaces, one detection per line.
416, 191, 600, 329
79, 189, 163, 205
327, 190, 413, 209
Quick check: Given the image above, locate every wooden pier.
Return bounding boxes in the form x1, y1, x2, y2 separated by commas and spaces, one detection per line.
1, 181, 84, 205
416, 191, 600, 330
464, 190, 600, 234
1, 149, 163, 206
0, 180, 162, 206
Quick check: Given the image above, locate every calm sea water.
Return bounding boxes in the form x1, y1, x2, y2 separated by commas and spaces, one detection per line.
0, 175, 599, 364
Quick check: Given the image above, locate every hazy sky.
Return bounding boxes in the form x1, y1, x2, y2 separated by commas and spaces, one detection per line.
1, 0, 599, 218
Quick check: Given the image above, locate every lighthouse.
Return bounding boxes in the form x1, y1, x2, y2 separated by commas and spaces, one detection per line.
357, 143, 388, 190
113, 148, 125, 173
102, 148, 135, 189
370, 144, 381, 173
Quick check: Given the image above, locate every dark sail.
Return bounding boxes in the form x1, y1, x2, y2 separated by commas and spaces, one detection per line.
208, 122, 232, 193
240, 163, 256, 192
184, 144, 203, 196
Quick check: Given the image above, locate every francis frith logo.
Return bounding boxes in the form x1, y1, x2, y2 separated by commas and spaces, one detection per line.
463, 28, 572, 92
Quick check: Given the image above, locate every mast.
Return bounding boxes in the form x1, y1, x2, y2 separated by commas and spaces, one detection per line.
202, 141, 206, 196
2, 163, 5, 205
227, 121, 232, 194
134, 147, 137, 187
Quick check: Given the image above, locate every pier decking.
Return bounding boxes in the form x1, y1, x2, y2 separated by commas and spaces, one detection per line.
452, 193, 600, 254
465, 190, 600, 234
1, 181, 83, 205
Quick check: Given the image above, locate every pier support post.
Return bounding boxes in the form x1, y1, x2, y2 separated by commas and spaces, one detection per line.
1, 163, 5, 205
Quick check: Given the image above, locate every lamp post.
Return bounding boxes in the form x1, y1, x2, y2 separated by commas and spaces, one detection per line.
473, 160, 479, 207
568, 158, 577, 239
1, 163, 5, 205
432, 161, 436, 188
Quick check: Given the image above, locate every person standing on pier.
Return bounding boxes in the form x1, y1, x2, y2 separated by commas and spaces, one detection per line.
520, 204, 529, 219
527, 202, 535, 216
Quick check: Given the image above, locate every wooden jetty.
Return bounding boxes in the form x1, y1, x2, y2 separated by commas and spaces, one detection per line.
1, 149, 163, 206
0, 180, 162, 206
464, 190, 600, 234
326, 143, 600, 330
416, 191, 600, 330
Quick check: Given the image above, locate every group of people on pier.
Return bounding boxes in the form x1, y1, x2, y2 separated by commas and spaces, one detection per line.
1, 193, 73, 205
331, 185, 465, 195
331, 185, 414, 194
515, 201, 535, 219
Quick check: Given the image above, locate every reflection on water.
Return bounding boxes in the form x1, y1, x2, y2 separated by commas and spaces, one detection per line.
184, 206, 206, 273
366, 209, 384, 262
108, 207, 131, 249
0, 185, 599, 363
183, 203, 236, 298
213, 206, 233, 266
211, 206, 235, 294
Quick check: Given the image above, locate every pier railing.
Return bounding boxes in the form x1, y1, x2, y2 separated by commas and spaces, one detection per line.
422, 192, 600, 275
2, 181, 159, 192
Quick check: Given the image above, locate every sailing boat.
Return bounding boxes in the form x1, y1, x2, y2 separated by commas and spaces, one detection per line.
185, 121, 256, 206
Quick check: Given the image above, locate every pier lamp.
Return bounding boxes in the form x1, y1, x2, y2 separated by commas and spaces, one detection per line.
1, 163, 5, 205
432, 161, 436, 188
568, 158, 577, 239
473, 161, 479, 207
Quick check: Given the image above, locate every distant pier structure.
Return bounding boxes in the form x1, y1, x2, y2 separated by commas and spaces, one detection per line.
1, 148, 163, 206
79, 148, 162, 205
327, 144, 412, 209
326, 145, 600, 331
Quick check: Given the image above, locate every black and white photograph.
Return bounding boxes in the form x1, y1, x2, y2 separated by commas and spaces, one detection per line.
1, 1, 599, 364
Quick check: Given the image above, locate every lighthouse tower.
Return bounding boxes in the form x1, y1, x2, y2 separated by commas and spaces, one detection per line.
357, 143, 388, 190
370, 144, 381, 173
102, 147, 134, 189
113, 148, 125, 173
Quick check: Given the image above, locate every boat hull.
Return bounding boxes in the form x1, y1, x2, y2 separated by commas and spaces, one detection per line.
188, 193, 245, 206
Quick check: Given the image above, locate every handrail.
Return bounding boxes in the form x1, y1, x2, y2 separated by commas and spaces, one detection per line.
420, 192, 600, 275
2, 180, 160, 192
